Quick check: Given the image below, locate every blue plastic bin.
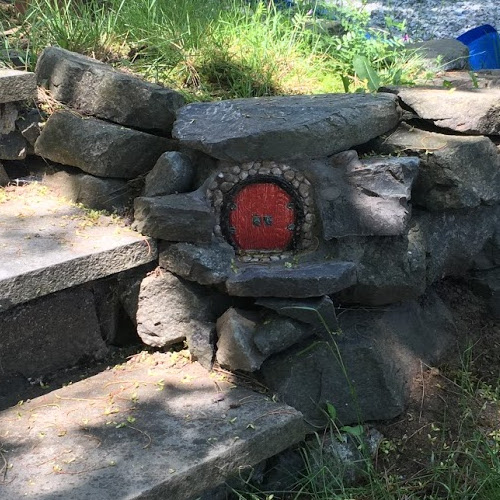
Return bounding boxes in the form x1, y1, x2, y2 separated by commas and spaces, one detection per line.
457, 24, 500, 70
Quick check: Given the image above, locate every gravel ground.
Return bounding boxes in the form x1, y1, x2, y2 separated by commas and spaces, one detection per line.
358, 0, 500, 41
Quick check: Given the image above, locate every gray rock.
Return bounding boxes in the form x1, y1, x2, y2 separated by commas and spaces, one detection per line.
256, 296, 339, 335
472, 236, 500, 270
185, 324, 216, 369
144, 151, 195, 196
299, 152, 418, 239
43, 169, 131, 212
136, 271, 227, 348
384, 85, 500, 135
0, 68, 36, 104
407, 39, 469, 71
0, 162, 8, 186
36, 46, 185, 134
376, 290, 455, 364
260, 337, 405, 427
253, 316, 313, 358
374, 124, 500, 210
225, 261, 357, 298
331, 226, 428, 306
468, 268, 500, 318
0, 130, 27, 159
417, 206, 499, 284
172, 93, 400, 162
260, 295, 454, 426
345, 154, 418, 235
336, 207, 499, 305
91, 269, 146, 347
0, 102, 18, 134
35, 110, 177, 179
216, 308, 265, 372
0, 286, 108, 377
133, 191, 215, 243
16, 108, 42, 146
116, 264, 156, 327
72, 174, 132, 212
159, 240, 235, 285
306, 427, 383, 485
215, 308, 316, 372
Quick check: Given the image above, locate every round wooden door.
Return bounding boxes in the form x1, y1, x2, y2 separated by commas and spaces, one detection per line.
227, 182, 296, 251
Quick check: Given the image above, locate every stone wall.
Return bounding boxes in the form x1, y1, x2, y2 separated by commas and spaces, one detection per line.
1, 46, 499, 427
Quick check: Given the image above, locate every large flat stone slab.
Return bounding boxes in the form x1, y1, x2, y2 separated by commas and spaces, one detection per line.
172, 93, 400, 162
225, 261, 357, 297
36, 46, 185, 135
0, 354, 305, 500
0, 183, 157, 311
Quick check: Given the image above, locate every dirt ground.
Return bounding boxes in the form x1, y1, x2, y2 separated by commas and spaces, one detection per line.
374, 278, 500, 493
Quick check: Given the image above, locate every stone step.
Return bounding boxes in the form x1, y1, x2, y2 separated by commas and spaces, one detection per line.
0, 354, 305, 500
0, 183, 156, 312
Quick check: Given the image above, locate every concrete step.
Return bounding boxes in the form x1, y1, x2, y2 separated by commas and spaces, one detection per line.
0, 182, 156, 312
0, 353, 304, 500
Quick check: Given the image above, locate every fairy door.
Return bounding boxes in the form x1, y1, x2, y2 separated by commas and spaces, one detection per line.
227, 182, 297, 251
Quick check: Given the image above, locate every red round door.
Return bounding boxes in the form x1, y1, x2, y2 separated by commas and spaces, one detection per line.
228, 182, 296, 251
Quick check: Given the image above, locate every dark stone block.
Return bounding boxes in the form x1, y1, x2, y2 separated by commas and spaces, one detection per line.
159, 240, 235, 285
144, 151, 195, 196
43, 169, 132, 212
297, 152, 418, 239
260, 294, 454, 426
374, 124, 500, 210
0, 130, 27, 160
0, 287, 108, 378
133, 192, 215, 243
256, 296, 339, 335
35, 110, 177, 179
36, 46, 185, 135
225, 261, 356, 298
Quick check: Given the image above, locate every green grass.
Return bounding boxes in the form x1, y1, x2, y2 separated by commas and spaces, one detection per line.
0, 0, 424, 100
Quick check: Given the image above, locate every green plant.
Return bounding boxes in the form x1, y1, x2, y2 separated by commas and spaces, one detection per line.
21, 0, 126, 62
0, 0, 423, 99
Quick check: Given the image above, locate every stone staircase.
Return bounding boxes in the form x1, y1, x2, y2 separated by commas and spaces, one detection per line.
0, 182, 305, 499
